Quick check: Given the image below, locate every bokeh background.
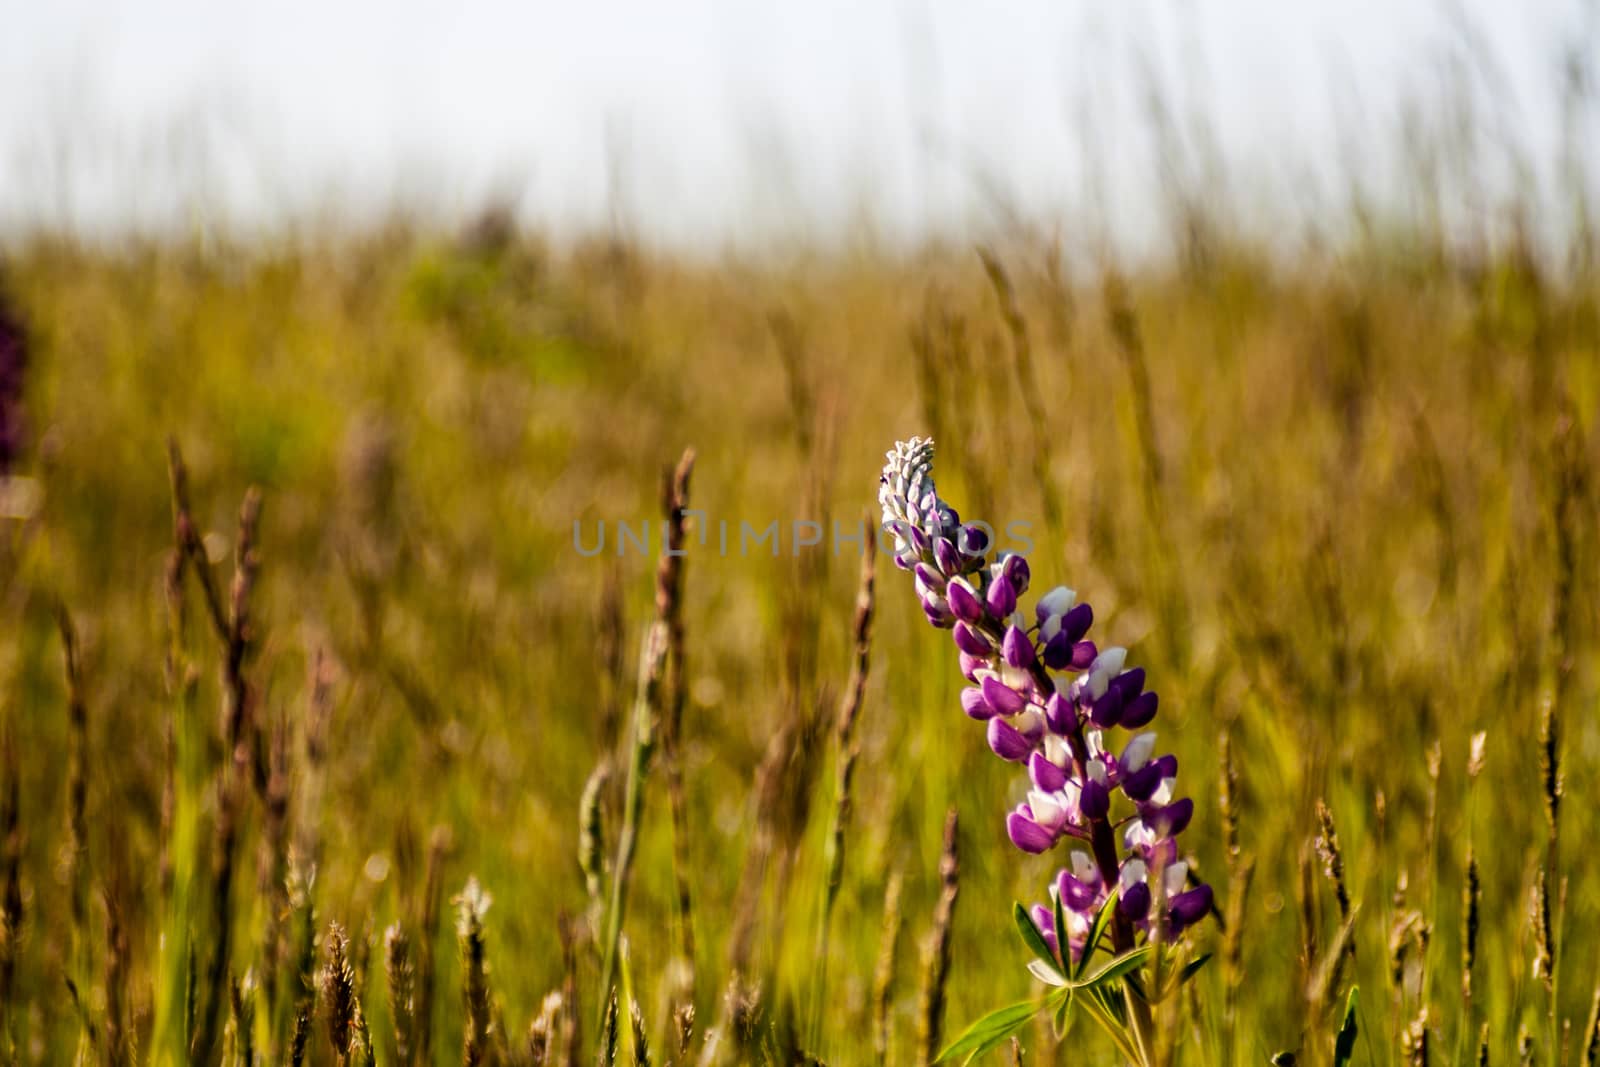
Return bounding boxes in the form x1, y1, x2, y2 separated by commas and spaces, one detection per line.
1, 3, 1599, 1064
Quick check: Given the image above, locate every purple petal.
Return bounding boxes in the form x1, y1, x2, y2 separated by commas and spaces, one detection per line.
1148, 798, 1194, 837
1029, 751, 1068, 792
1120, 691, 1158, 728
1030, 905, 1060, 955
1061, 603, 1093, 644
981, 675, 1026, 716
1153, 754, 1177, 779
1118, 881, 1152, 921
913, 562, 946, 593
1169, 884, 1213, 928
1089, 687, 1124, 728
934, 537, 962, 577
1007, 809, 1055, 853
947, 580, 985, 625
1056, 870, 1100, 912
953, 622, 991, 657
988, 717, 1033, 761
1121, 762, 1163, 802
1001, 553, 1030, 593
1044, 692, 1075, 734
960, 686, 995, 720
1080, 778, 1110, 820
1001, 625, 1037, 669
986, 574, 1017, 619
960, 524, 992, 558
1112, 668, 1146, 702
1042, 631, 1073, 670
958, 653, 985, 681
1069, 640, 1098, 670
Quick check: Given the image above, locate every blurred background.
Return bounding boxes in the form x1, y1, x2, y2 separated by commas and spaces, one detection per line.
2, 0, 1596, 256
2, 3, 1600, 1065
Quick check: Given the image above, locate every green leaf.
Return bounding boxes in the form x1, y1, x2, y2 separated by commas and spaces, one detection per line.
1073, 945, 1152, 991
1012, 902, 1062, 978
1332, 987, 1359, 1067
1179, 952, 1213, 983
934, 1000, 1039, 1064
1075, 889, 1121, 980
1052, 884, 1071, 973
1051, 990, 1075, 1039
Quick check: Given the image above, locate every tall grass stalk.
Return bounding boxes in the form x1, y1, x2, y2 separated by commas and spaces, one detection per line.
916, 808, 958, 1067
811, 520, 876, 1047
598, 449, 694, 1031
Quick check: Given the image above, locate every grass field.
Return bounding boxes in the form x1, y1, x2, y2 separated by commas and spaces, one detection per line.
0, 208, 1597, 1064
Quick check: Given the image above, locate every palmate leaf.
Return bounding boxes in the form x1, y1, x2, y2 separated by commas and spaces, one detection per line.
1073, 945, 1152, 991
1012, 902, 1062, 978
934, 1000, 1040, 1064
1075, 889, 1120, 980
1050, 989, 1075, 1038
1052, 887, 1071, 976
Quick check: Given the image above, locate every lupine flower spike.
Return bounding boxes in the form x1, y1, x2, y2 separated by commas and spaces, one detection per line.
881, 438, 1210, 1066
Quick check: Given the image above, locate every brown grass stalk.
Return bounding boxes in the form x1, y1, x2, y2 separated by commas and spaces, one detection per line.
872, 870, 903, 1067
812, 520, 876, 1044
55, 608, 89, 966
916, 808, 959, 1067
598, 448, 694, 1028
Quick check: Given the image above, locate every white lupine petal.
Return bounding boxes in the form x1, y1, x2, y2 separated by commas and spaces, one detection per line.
1165, 862, 1189, 896
1014, 706, 1045, 737
1070, 851, 1097, 883
1000, 663, 1032, 690
1085, 729, 1106, 760
1150, 779, 1175, 806
1039, 586, 1076, 618
1041, 614, 1062, 641
1028, 959, 1069, 986
1122, 733, 1157, 773
1088, 758, 1108, 785
1124, 821, 1156, 852
1120, 859, 1148, 889
1044, 735, 1071, 768
1029, 790, 1067, 831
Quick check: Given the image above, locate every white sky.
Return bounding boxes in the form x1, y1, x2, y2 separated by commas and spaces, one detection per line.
1, 1, 1594, 251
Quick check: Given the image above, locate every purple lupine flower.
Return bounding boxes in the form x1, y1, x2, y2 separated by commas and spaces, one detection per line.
879, 436, 1212, 982
988, 718, 1034, 761
986, 573, 1017, 618
1007, 806, 1056, 853
1001, 625, 1036, 669
960, 686, 996, 720
952, 621, 991, 656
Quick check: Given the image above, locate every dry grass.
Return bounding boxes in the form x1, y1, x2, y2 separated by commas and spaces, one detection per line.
0, 207, 1597, 1063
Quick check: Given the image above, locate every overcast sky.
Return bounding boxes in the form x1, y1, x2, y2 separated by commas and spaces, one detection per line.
1, 1, 1594, 250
